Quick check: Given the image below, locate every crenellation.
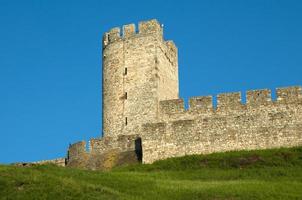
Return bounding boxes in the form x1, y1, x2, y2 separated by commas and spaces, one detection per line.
108, 27, 121, 42
159, 99, 185, 115
246, 89, 272, 107
103, 19, 164, 47
67, 141, 87, 161
189, 96, 213, 112
217, 92, 243, 111
102, 32, 109, 48
123, 23, 136, 38
138, 19, 162, 35
276, 86, 302, 104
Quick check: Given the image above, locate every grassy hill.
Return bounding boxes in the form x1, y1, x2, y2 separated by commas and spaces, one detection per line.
1, 147, 302, 200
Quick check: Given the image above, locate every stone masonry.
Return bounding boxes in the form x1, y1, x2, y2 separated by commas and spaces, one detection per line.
102, 19, 178, 138
66, 19, 302, 169
142, 87, 302, 163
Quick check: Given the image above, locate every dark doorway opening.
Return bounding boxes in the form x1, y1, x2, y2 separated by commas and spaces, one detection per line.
135, 137, 143, 162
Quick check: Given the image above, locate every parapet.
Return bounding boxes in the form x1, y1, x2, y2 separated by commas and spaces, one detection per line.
189, 96, 213, 112
245, 86, 302, 106
139, 19, 162, 34
103, 19, 163, 47
108, 27, 121, 43
217, 92, 243, 111
159, 99, 185, 115
123, 23, 135, 38
276, 86, 302, 104
158, 86, 301, 116
67, 141, 87, 160
246, 89, 272, 107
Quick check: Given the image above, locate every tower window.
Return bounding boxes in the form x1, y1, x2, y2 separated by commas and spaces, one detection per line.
125, 117, 128, 125
125, 92, 127, 99
124, 68, 127, 75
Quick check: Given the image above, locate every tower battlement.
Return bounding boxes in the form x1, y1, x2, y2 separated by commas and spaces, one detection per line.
103, 19, 163, 47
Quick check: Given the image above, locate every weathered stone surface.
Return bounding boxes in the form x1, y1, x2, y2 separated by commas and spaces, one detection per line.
142, 88, 302, 163
66, 135, 142, 170
13, 158, 66, 167
102, 19, 178, 138
66, 19, 302, 169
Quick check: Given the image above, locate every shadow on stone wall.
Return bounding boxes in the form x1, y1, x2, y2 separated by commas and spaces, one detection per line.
135, 137, 142, 162
66, 136, 143, 170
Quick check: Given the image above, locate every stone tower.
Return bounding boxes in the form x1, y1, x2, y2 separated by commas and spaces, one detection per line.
102, 19, 179, 138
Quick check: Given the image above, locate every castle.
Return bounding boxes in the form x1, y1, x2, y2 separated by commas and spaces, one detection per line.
66, 19, 302, 170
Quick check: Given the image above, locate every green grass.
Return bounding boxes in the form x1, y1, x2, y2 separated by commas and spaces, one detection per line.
1, 147, 302, 200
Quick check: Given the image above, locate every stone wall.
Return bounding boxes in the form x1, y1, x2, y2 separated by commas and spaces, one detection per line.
31, 158, 66, 167
67, 135, 142, 170
14, 158, 66, 167
142, 86, 302, 163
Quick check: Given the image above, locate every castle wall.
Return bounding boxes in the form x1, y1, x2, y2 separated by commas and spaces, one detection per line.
142, 86, 302, 163
67, 135, 141, 170
14, 158, 66, 167
67, 19, 302, 170
31, 158, 66, 167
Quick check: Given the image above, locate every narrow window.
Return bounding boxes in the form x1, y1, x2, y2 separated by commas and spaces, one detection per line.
124, 68, 127, 75
125, 92, 127, 99
125, 117, 128, 125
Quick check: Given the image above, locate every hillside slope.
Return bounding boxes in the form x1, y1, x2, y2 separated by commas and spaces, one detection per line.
1, 147, 302, 200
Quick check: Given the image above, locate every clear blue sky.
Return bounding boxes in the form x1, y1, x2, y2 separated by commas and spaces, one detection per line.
0, 0, 301, 163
